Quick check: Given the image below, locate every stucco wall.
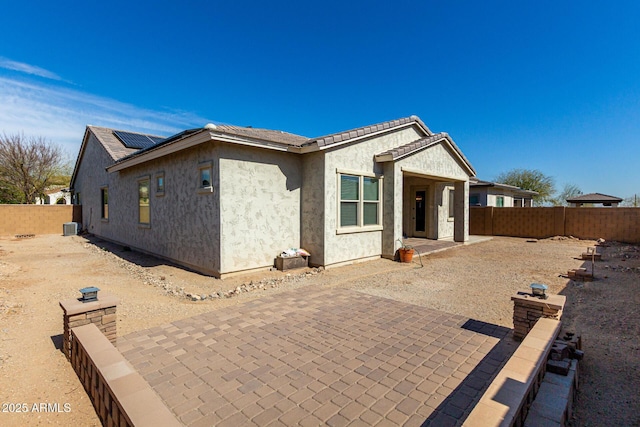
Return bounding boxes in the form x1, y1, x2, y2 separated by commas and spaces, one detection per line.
75, 135, 222, 275
322, 126, 423, 265
72, 132, 112, 236
487, 190, 514, 207
110, 144, 221, 275
301, 152, 325, 265
397, 143, 470, 181
218, 145, 301, 274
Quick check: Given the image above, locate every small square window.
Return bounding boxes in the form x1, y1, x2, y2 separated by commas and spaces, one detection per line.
156, 173, 165, 195
198, 162, 213, 193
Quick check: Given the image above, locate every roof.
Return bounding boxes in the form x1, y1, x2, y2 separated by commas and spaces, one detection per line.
470, 178, 539, 196
83, 115, 474, 176
89, 126, 154, 161
566, 192, 623, 203
215, 125, 308, 146
306, 115, 432, 148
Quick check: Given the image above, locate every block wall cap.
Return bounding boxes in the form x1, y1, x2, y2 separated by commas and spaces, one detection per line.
511, 293, 566, 310
59, 293, 119, 316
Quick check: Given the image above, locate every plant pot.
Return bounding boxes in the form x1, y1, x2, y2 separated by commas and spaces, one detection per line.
398, 248, 414, 263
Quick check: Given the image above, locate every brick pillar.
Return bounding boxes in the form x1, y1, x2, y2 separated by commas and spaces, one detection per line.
511, 293, 565, 340
59, 294, 119, 359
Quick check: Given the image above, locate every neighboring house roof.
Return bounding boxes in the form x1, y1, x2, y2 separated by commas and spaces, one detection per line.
44, 186, 69, 195
470, 178, 538, 196
566, 193, 623, 203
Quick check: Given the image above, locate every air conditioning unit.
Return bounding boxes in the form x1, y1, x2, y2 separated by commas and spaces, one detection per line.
63, 222, 78, 236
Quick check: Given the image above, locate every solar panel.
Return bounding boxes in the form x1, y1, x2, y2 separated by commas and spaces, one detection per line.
113, 130, 165, 149
148, 136, 166, 144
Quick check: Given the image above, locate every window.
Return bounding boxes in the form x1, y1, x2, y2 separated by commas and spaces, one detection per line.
448, 189, 455, 219
470, 193, 480, 206
101, 187, 108, 220
338, 172, 382, 230
496, 196, 504, 207
138, 178, 150, 224
156, 173, 165, 195
198, 161, 213, 193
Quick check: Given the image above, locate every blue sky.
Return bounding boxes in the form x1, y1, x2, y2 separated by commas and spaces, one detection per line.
1, 1, 639, 198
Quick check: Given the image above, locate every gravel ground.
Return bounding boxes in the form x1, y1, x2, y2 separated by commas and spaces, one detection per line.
0, 234, 638, 426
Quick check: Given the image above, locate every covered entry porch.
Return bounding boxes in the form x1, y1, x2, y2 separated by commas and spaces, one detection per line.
402, 170, 469, 241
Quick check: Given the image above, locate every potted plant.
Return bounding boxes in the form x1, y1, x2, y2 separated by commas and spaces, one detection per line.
396, 239, 414, 263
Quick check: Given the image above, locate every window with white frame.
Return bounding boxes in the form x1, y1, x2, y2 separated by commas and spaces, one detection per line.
496, 196, 504, 207
338, 172, 382, 230
198, 161, 213, 192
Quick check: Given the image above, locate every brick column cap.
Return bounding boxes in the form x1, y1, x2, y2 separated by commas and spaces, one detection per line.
511, 292, 565, 310
59, 293, 119, 316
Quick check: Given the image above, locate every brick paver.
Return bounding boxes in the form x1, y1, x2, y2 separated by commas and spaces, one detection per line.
117, 287, 513, 426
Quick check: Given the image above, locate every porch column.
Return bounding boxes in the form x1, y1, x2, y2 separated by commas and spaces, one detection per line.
454, 180, 469, 242
381, 162, 402, 258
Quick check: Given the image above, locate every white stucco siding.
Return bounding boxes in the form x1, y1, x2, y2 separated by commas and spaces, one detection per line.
487, 191, 514, 207
218, 145, 301, 274
322, 126, 423, 265
106, 144, 221, 275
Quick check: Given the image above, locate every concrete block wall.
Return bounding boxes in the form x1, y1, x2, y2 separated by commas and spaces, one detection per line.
565, 207, 640, 242
512, 293, 565, 340
0, 205, 81, 236
59, 294, 118, 359
463, 318, 563, 427
470, 206, 640, 243
70, 324, 180, 427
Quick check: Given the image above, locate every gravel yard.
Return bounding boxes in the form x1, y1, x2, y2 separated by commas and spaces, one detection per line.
0, 234, 638, 426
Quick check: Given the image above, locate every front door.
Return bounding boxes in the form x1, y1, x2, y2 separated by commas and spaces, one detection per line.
412, 187, 428, 237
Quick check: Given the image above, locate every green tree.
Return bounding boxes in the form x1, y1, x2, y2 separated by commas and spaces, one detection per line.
552, 183, 582, 206
0, 133, 69, 204
494, 169, 555, 205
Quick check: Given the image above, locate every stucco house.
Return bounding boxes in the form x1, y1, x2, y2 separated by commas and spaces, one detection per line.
70, 115, 475, 277
35, 187, 71, 205
469, 178, 537, 207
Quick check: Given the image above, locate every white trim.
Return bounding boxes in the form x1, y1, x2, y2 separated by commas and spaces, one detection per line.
336, 225, 383, 235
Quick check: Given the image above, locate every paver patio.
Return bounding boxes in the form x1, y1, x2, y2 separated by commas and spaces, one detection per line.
117, 287, 515, 426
